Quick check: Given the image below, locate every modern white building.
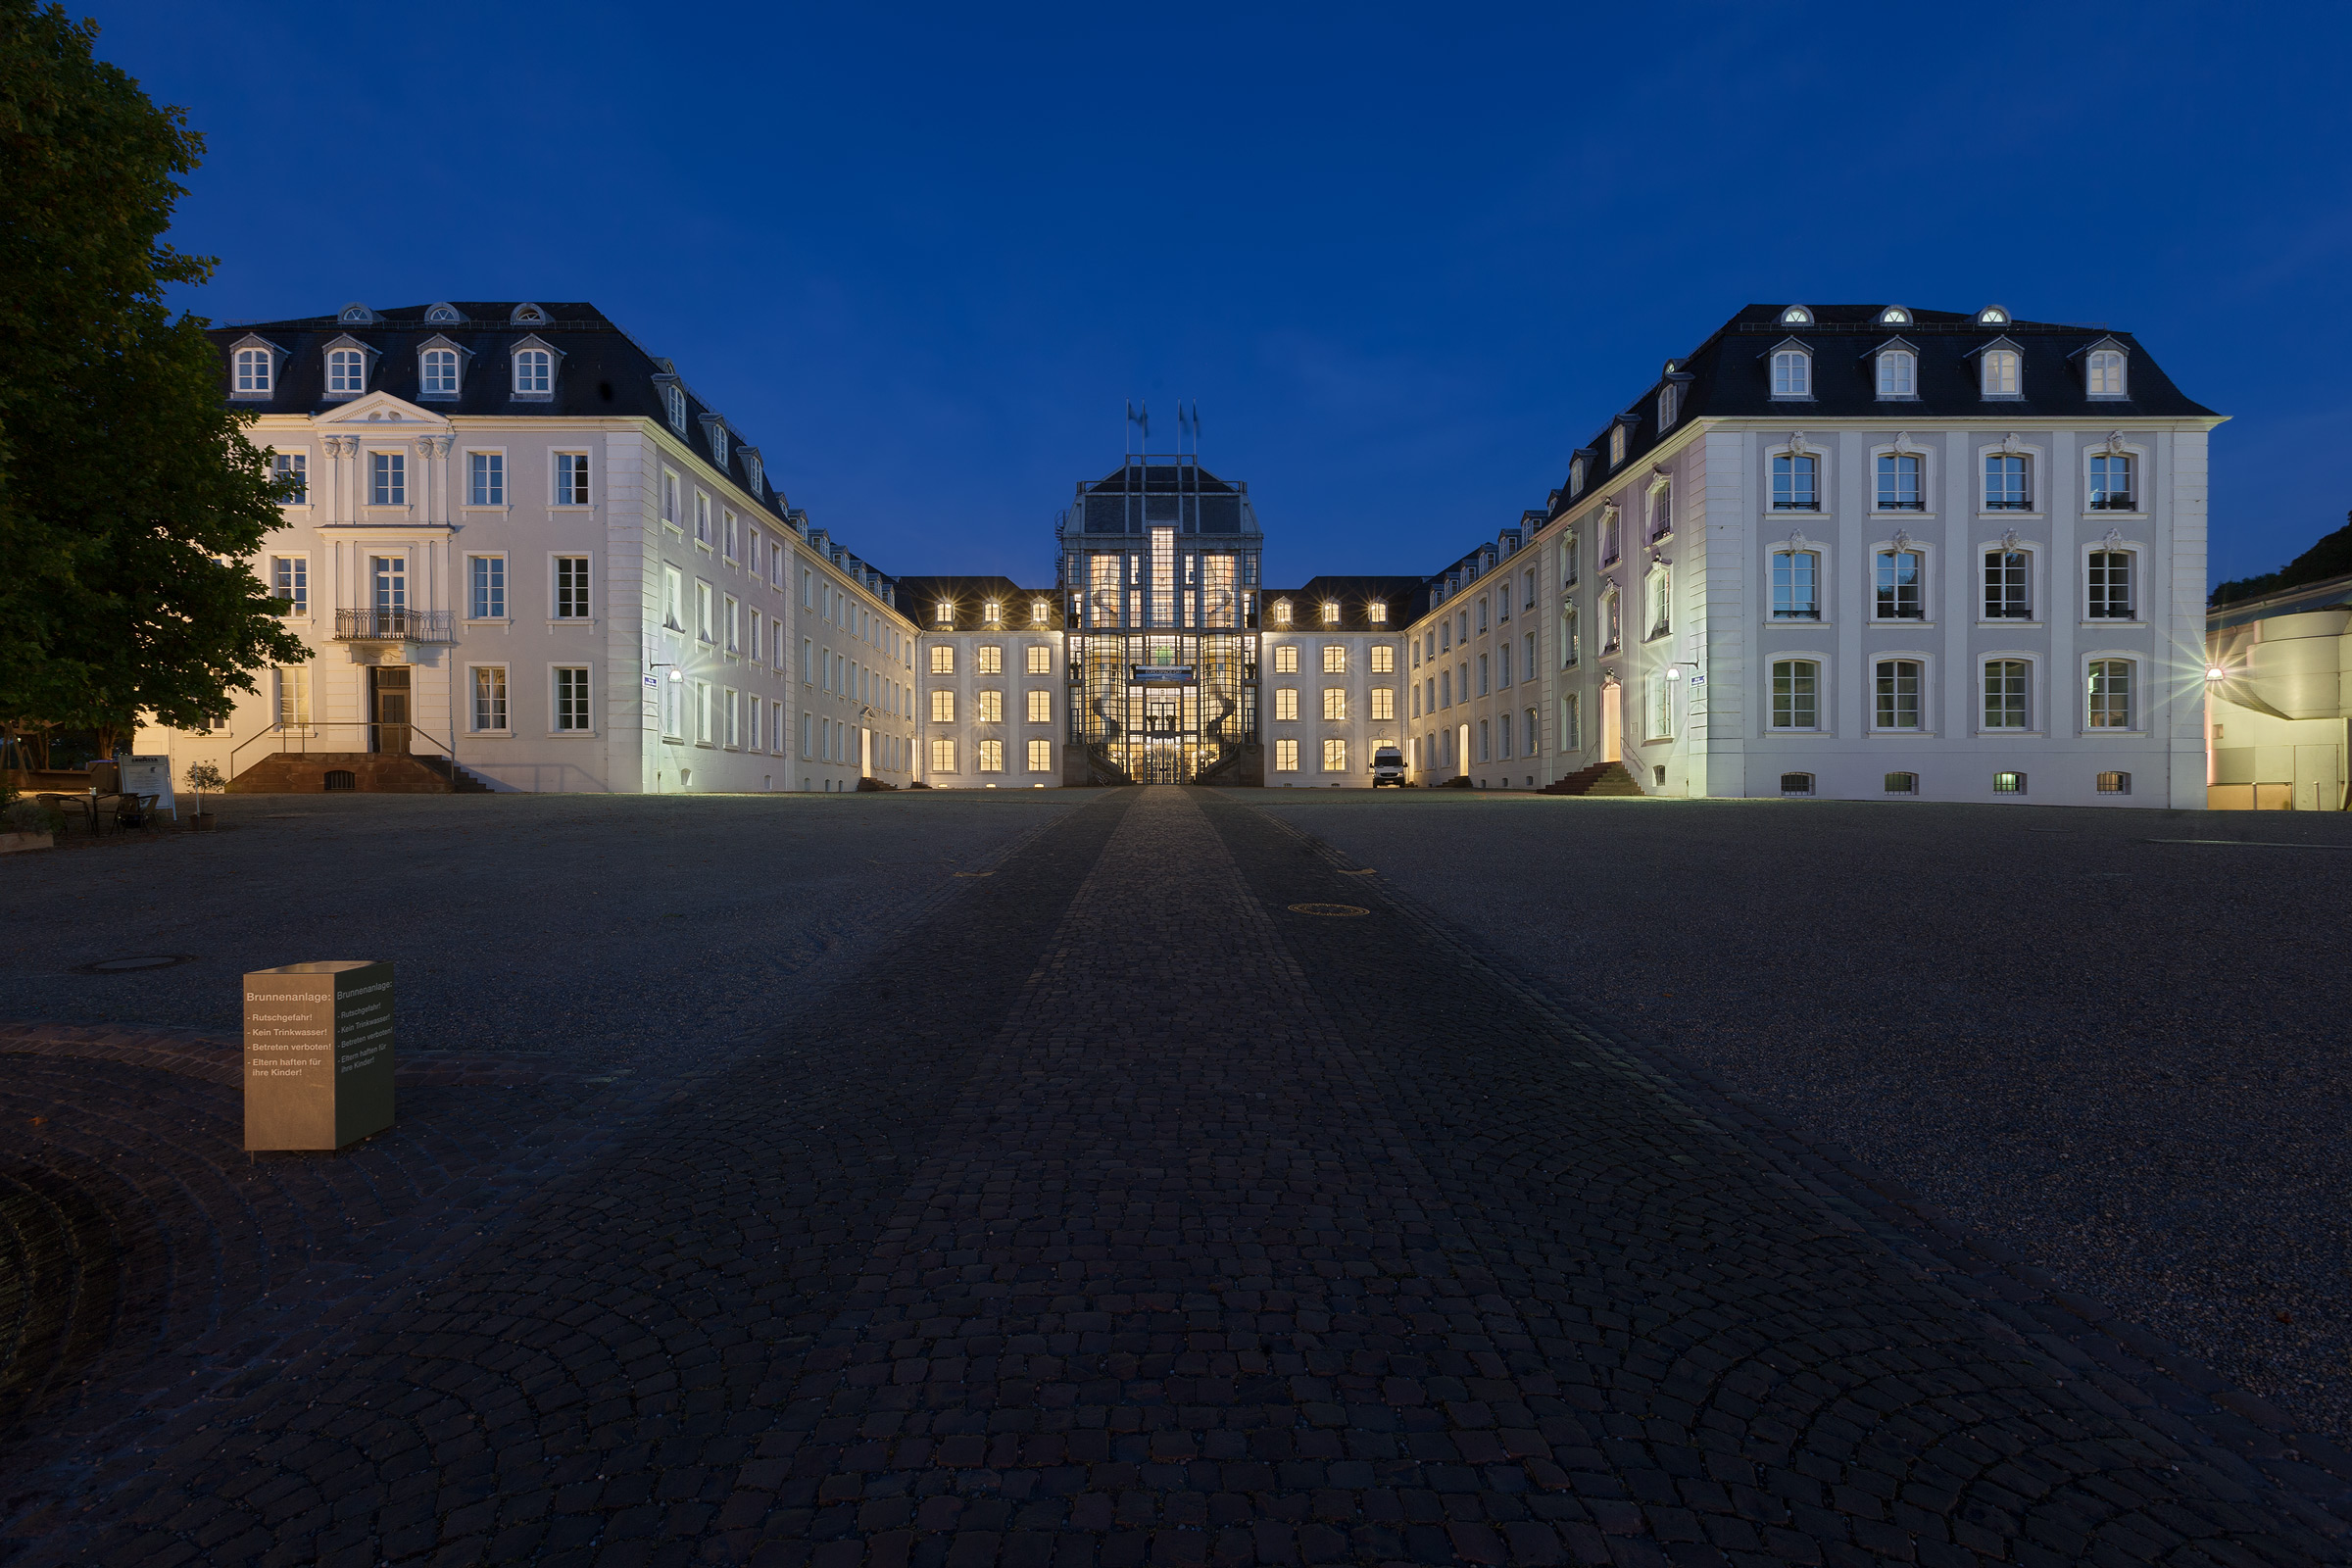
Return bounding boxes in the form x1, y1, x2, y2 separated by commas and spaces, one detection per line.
165, 301, 916, 794
2205, 571, 2352, 810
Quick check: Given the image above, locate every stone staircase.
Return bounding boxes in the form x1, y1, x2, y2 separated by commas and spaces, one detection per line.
1541, 760, 1643, 797
227, 752, 496, 795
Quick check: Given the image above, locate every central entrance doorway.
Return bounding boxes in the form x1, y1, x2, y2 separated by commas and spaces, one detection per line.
1601, 679, 1623, 762
368, 665, 412, 754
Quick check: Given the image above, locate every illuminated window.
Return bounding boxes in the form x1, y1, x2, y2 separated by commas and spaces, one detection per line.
1322, 738, 1348, 773
1771, 349, 1811, 398
978, 645, 1003, 675
1609, 424, 1627, 466
1273, 599, 1292, 626
1028, 738, 1054, 772
2097, 770, 2131, 795
2087, 660, 2133, 728
1273, 687, 1298, 721
1370, 687, 1395, 720
1031, 598, 1049, 624
2087, 350, 2128, 398
1368, 601, 1387, 623
1026, 688, 1052, 723
978, 739, 1004, 772
1273, 738, 1298, 772
931, 737, 957, 773
1025, 644, 1052, 675
929, 645, 955, 674
1371, 644, 1394, 673
1273, 643, 1298, 673
976, 690, 1003, 723
1993, 770, 2027, 795
1323, 687, 1348, 720
1321, 601, 1340, 624
1981, 349, 2021, 398
983, 602, 1003, 626
930, 689, 956, 723
1322, 644, 1347, 673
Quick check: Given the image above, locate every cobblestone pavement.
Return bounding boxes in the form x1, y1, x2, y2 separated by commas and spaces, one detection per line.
4, 788, 2348, 1566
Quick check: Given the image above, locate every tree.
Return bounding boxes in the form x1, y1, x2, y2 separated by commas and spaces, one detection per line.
0, 1, 304, 765
2210, 512, 2352, 607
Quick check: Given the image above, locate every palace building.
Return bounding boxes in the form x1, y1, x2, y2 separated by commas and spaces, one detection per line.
165, 299, 2225, 807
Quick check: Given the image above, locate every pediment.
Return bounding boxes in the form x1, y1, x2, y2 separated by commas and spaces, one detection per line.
2068, 335, 2129, 361
1964, 335, 2025, 360
416, 333, 471, 360
1861, 335, 1919, 359
313, 390, 448, 428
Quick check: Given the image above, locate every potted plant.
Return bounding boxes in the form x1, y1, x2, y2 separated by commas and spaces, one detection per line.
2, 793, 61, 854
185, 760, 223, 829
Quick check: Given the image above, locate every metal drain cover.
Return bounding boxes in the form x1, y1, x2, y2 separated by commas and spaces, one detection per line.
1287, 903, 1368, 917
75, 955, 196, 974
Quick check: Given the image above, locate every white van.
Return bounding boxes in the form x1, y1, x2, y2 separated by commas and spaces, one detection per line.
1370, 746, 1406, 786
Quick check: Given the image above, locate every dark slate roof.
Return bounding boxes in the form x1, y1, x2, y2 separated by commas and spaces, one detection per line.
2207, 571, 2352, 632
1262, 575, 1429, 633
1067, 457, 1258, 537
206, 302, 791, 521
1544, 304, 2221, 527
896, 575, 1064, 632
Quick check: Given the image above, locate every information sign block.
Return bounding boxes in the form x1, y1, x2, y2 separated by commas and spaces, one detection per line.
243, 960, 395, 1151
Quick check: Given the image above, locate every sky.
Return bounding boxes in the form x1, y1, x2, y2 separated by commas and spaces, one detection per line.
85, 1, 2352, 590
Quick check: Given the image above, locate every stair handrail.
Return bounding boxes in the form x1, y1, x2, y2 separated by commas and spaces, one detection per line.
224, 719, 458, 777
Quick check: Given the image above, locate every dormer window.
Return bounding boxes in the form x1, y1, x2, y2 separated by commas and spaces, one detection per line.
2085, 346, 2129, 399
1879, 305, 1911, 325
418, 346, 461, 398
741, 450, 763, 496
663, 382, 686, 431
1608, 424, 1627, 466
1780, 305, 1813, 325
1977, 305, 2010, 325
1031, 598, 1049, 624
1568, 457, 1587, 497
232, 344, 275, 396
702, 416, 729, 469
1321, 600, 1340, 624
337, 302, 376, 324
326, 347, 366, 394
1875, 344, 1917, 399
1368, 601, 1387, 623
511, 302, 550, 325
1273, 598, 1292, 626
1657, 384, 1679, 429
514, 347, 553, 396
425, 302, 463, 323
1771, 347, 1811, 399
1981, 346, 2022, 399
983, 601, 1003, 625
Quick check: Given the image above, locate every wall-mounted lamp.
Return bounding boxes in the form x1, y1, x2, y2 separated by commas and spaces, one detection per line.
2205, 665, 2227, 683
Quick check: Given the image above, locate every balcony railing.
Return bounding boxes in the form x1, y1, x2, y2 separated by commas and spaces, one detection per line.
334, 608, 453, 642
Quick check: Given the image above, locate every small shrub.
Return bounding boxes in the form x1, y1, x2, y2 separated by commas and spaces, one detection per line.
7, 799, 64, 834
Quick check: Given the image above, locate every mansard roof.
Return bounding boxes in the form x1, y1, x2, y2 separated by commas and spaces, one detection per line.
894, 575, 1064, 632
1261, 575, 1428, 632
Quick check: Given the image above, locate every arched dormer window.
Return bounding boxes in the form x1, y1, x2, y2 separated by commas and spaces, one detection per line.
1879, 305, 1911, 325
1368, 600, 1387, 623
1321, 600, 1341, 624
701, 416, 729, 469
337, 302, 376, 324
229, 335, 283, 399
424, 302, 464, 323
416, 335, 466, 399
1977, 304, 2011, 325
512, 339, 557, 398
1873, 339, 1918, 399
1768, 339, 1812, 399
660, 380, 687, 431
2079, 339, 2130, 399
1273, 598, 1293, 626
321, 335, 375, 399
1608, 424, 1627, 466
1780, 305, 1813, 325
1031, 598, 1049, 624
1979, 343, 2023, 399
1657, 383, 1679, 429
511, 302, 550, 325
740, 447, 763, 498
1568, 456, 1588, 497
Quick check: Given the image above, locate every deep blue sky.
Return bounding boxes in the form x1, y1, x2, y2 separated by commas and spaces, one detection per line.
91, 2, 2352, 589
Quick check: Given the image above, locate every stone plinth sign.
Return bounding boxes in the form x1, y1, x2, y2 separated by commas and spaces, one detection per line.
243, 960, 394, 1151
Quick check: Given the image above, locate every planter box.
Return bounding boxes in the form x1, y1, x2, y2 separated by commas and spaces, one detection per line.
0, 831, 54, 854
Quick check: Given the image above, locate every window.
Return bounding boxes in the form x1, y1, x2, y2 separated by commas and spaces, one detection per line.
1645, 564, 1670, 638
663, 566, 683, 630
2087, 551, 2134, 619
272, 452, 307, 505
931, 737, 957, 773
2087, 350, 2128, 398
1984, 451, 2034, 510
1478, 720, 1491, 761
1569, 457, 1587, 497
1560, 607, 1579, 666
1874, 550, 1923, 620
2088, 454, 2134, 511
469, 556, 507, 619
1026, 688, 1052, 723
554, 666, 591, 732
1274, 738, 1298, 772
2087, 660, 2132, 728
978, 645, 1003, 675
1322, 738, 1348, 773
371, 555, 407, 610
1984, 550, 2032, 619
1885, 771, 1918, 795
1562, 531, 1580, 587
663, 471, 681, 530
1981, 349, 2021, 398
1983, 660, 2030, 729
1645, 671, 1672, 740
1026, 644, 1052, 675
1658, 384, 1679, 428
420, 348, 459, 396
694, 492, 711, 545
1477, 598, 1491, 635
1498, 643, 1512, 686
1477, 654, 1490, 695
459, 665, 504, 733
930, 645, 954, 675
1876, 350, 1916, 399
1648, 479, 1673, 538
1028, 738, 1054, 772
1562, 694, 1580, 751
1601, 589, 1621, 653
1272, 599, 1292, 626
550, 556, 588, 618
1321, 644, 1347, 673
1609, 424, 1627, 466
556, 453, 590, 506
1274, 687, 1298, 721
1875, 660, 1923, 729
1771, 660, 1820, 729
983, 601, 1003, 627
275, 663, 311, 728
709, 422, 729, 469
369, 451, 406, 506
1368, 602, 1388, 623
235, 346, 273, 395
459, 451, 502, 508
1370, 687, 1395, 720
1600, 508, 1622, 564
664, 383, 687, 431
724, 595, 740, 654
270, 556, 307, 614
514, 348, 553, 395
979, 739, 1004, 773
2097, 770, 2132, 795
976, 690, 1003, 723
930, 689, 956, 723
1772, 453, 1818, 510
1772, 549, 1820, 620
1771, 350, 1811, 398
1781, 773, 1815, 796
1876, 453, 1922, 512
696, 581, 713, 643
1273, 643, 1298, 674
747, 695, 761, 752
1370, 644, 1395, 674
1032, 598, 1049, 624
1993, 771, 2027, 795
1321, 601, 1340, 625
1322, 687, 1348, 720
326, 348, 366, 394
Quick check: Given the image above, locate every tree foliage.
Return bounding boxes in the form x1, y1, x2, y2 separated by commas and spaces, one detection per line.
0, 0, 303, 746
2210, 512, 2352, 607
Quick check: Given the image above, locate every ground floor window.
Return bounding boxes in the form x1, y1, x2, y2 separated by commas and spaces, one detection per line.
1322, 738, 1348, 773
979, 738, 1004, 772
1562, 695, 1580, 752
1771, 661, 1819, 730
555, 666, 591, 732
1874, 660, 1922, 730
470, 665, 506, 732
1028, 738, 1054, 772
931, 737, 957, 773
1274, 738, 1298, 771
724, 688, 740, 749
2087, 660, 2132, 728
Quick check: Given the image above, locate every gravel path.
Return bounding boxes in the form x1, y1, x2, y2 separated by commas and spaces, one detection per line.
1250, 791, 2352, 1447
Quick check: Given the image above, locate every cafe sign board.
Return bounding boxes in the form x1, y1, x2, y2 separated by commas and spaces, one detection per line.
243, 960, 395, 1151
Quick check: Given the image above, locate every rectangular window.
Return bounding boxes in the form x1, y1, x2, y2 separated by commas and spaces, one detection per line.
469, 665, 507, 731
2086, 551, 2134, 619
697, 581, 713, 643
369, 451, 406, 506
663, 471, 681, 529
1028, 738, 1054, 772
748, 611, 762, 662
978, 739, 1004, 772
930, 645, 955, 674
469, 556, 507, 619
663, 566, 684, 630
556, 453, 590, 506
1371, 644, 1395, 673
1876, 453, 1921, 511
723, 512, 738, 561
1273, 644, 1298, 673
977, 690, 1003, 723
555, 556, 590, 619
1984, 660, 2030, 729
748, 695, 761, 752
723, 596, 740, 653
236, 347, 273, 394
802, 638, 813, 684
1771, 659, 1819, 730
724, 688, 740, 748
1982, 350, 2021, 398
2088, 454, 2134, 511
371, 555, 407, 611
469, 452, 505, 507
931, 737, 957, 773
1874, 550, 1923, 620
270, 556, 308, 614
694, 680, 711, 744
1322, 738, 1348, 773
1993, 770, 2028, 795
2097, 770, 2132, 795
1772, 351, 1810, 398
2087, 660, 2132, 729
1026, 644, 1052, 675
1646, 671, 1672, 739
1322, 644, 1346, 673
1772, 454, 1818, 510
1370, 687, 1395, 720
1984, 454, 2031, 511
1563, 693, 1581, 751
275, 663, 311, 728
1984, 551, 2031, 619
1273, 737, 1298, 772
931, 689, 956, 723
1026, 688, 1052, 723
1274, 687, 1298, 721
554, 666, 591, 732
694, 492, 711, 545
1322, 687, 1347, 720
1561, 608, 1580, 666
273, 452, 307, 504
1478, 654, 1491, 695
978, 645, 1003, 675
1874, 660, 1922, 729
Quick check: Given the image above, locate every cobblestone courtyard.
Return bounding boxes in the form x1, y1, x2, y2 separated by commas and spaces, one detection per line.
4, 788, 2348, 1567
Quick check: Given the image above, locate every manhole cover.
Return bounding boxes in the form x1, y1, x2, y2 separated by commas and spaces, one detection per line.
1287, 903, 1368, 917
74, 955, 196, 974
